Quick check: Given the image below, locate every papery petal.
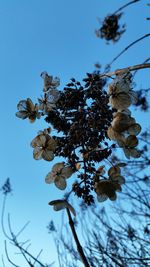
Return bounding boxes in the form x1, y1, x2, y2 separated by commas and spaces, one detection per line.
61, 167, 73, 179
31, 134, 46, 148
111, 175, 125, 185
129, 90, 138, 104
50, 200, 67, 211
42, 150, 54, 161
47, 138, 57, 151
118, 109, 131, 115
126, 135, 138, 148
97, 194, 108, 202
26, 98, 35, 111
45, 172, 56, 184
117, 138, 126, 147
48, 200, 76, 216
110, 93, 132, 110
17, 100, 27, 110
123, 148, 130, 159
112, 113, 135, 132
127, 123, 141, 136
108, 166, 121, 177
109, 192, 117, 201
15, 111, 28, 119
33, 147, 43, 160
130, 148, 141, 158
54, 177, 67, 190
107, 126, 124, 142
52, 162, 64, 172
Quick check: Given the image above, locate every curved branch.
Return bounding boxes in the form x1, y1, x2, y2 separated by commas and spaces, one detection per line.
114, 0, 140, 15
109, 33, 150, 65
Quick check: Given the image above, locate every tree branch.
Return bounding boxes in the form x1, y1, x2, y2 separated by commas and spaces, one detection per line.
99, 63, 150, 78
109, 33, 150, 65
66, 208, 90, 267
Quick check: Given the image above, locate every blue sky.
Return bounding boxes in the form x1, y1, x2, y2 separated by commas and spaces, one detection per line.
0, 0, 150, 266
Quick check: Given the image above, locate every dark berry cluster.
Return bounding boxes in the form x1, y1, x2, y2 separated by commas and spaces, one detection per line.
45, 73, 113, 204
96, 13, 126, 43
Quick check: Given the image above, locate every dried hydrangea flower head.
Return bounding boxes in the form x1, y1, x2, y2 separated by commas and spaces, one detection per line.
95, 164, 125, 202
31, 128, 57, 161
41, 71, 60, 92
108, 71, 137, 110
45, 162, 74, 190
38, 72, 60, 114
16, 98, 41, 122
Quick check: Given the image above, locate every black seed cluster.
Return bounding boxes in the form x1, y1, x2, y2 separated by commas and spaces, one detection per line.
97, 13, 126, 43
45, 73, 113, 204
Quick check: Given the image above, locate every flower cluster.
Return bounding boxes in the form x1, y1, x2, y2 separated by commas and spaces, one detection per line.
95, 164, 125, 202
107, 70, 141, 159
16, 98, 41, 122
31, 128, 57, 161
95, 13, 126, 43
16, 70, 141, 206
45, 162, 74, 190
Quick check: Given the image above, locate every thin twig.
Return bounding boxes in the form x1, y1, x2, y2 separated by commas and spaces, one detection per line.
114, 0, 140, 15
66, 208, 90, 267
4, 241, 20, 267
109, 33, 150, 65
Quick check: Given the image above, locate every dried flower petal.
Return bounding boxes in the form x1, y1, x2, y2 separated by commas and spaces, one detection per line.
127, 123, 141, 135
54, 177, 67, 190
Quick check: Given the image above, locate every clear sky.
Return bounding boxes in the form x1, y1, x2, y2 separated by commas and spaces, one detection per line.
0, 0, 150, 266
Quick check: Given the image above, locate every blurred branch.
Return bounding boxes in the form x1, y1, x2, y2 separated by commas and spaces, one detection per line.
66, 208, 90, 267
114, 0, 140, 15
109, 33, 150, 65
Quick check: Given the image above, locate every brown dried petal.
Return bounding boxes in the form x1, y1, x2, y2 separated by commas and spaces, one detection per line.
126, 135, 138, 148
127, 123, 141, 136
97, 194, 108, 202
108, 166, 121, 177
42, 150, 54, 161
112, 113, 135, 132
33, 147, 43, 160
31, 134, 46, 148
130, 148, 141, 158
47, 138, 57, 151
54, 177, 67, 190
110, 93, 132, 110
16, 111, 28, 119
61, 167, 73, 179
107, 126, 125, 142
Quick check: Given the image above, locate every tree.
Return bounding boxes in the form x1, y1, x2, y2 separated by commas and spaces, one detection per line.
1, 1, 150, 266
